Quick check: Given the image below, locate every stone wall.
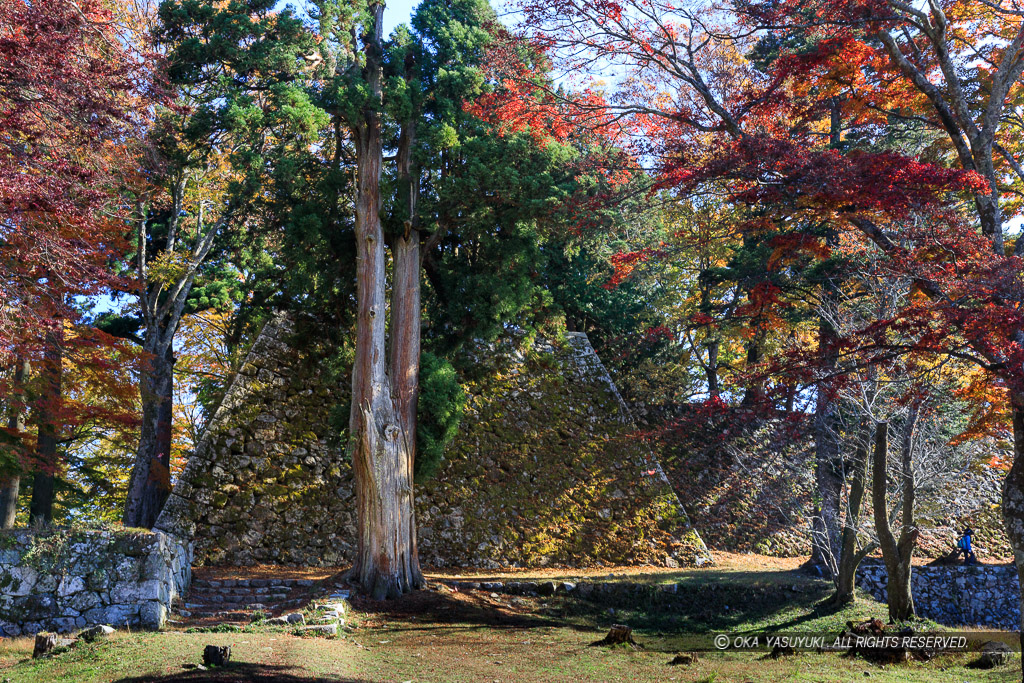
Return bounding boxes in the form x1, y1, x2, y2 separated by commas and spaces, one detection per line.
857, 562, 1020, 629
156, 318, 353, 566
156, 318, 709, 568
631, 402, 1012, 559
0, 528, 191, 635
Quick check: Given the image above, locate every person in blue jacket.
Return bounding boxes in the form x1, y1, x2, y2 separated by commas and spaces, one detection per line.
954, 527, 978, 565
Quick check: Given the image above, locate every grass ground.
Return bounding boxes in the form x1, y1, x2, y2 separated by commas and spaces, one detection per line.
3, 559, 1018, 683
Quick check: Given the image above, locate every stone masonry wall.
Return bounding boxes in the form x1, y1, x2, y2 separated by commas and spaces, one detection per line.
0, 529, 191, 636
631, 403, 1013, 560
857, 562, 1020, 629
156, 318, 709, 568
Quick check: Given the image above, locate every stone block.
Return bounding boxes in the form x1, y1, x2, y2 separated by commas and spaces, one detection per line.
86, 569, 109, 592
57, 575, 86, 597
110, 582, 139, 604
68, 591, 101, 613
7, 567, 39, 596
114, 557, 140, 582
139, 601, 166, 630
139, 580, 168, 603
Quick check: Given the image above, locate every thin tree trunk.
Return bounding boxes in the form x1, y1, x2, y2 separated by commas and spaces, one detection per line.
347, 3, 421, 599
706, 339, 719, 397
872, 420, 917, 622
0, 356, 29, 528
811, 248, 843, 575
740, 338, 763, 406
123, 337, 174, 528
833, 428, 876, 604
29, 327, 62, 526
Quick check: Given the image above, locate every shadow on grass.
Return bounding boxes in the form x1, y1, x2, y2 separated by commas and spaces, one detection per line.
352, 587, 577, 633
551, 579, 868, 636
348, 576, 853, 642
112, 662, 371, 683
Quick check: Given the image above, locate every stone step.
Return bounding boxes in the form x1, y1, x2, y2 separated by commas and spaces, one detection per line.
191, 586, 301, 596
180, 609, 258, 620
187, 591, 294, 602
191, 578, 316, 589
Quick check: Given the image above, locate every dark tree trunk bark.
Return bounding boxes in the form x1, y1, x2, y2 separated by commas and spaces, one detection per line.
0, 356, 29, 528
706, 339, 719, 397
388, 106, 425, 588
347, 4, 422, 599
123, 338, 174, 528
832, 427, 876, 605
811, 256, 843, 575
740, 338, 763, 406
29, 327, 62, 526
1001, 391, 1024, 683
872, 419, 918, 623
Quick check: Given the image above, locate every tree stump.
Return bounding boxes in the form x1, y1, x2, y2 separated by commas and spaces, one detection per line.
33, 633, 60, 658
590, 624, 641, 648
969, 641, 1012, 669
202, 645, 231, 667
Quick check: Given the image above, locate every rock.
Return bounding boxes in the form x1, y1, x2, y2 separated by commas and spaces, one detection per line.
78, 624, 114, 642
202, 645, 231, 667
268, 612, 305, 625
537, 581, 557, 597
297, 623, 338, 636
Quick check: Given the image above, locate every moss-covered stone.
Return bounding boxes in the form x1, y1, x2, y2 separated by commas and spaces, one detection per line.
157, 317, 709, 568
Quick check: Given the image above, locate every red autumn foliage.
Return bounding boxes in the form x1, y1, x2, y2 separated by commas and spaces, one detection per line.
0, 0, 147, 347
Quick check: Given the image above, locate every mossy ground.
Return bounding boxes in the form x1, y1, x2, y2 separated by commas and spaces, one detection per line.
2, 564, 1018, 682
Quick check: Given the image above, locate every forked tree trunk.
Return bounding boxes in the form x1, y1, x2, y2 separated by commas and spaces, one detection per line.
123, 342, 174, 528
347, 3, 422, 599
1002, 391, 1024, 683
832, 428, 876, 605
0, 356, 30, 528
872, 419, 917, 622
29, 326, 62, 526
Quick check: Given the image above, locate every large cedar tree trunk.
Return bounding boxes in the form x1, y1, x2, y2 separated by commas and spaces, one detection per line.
347, 4, 423, 599
123, 341, 174, 528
